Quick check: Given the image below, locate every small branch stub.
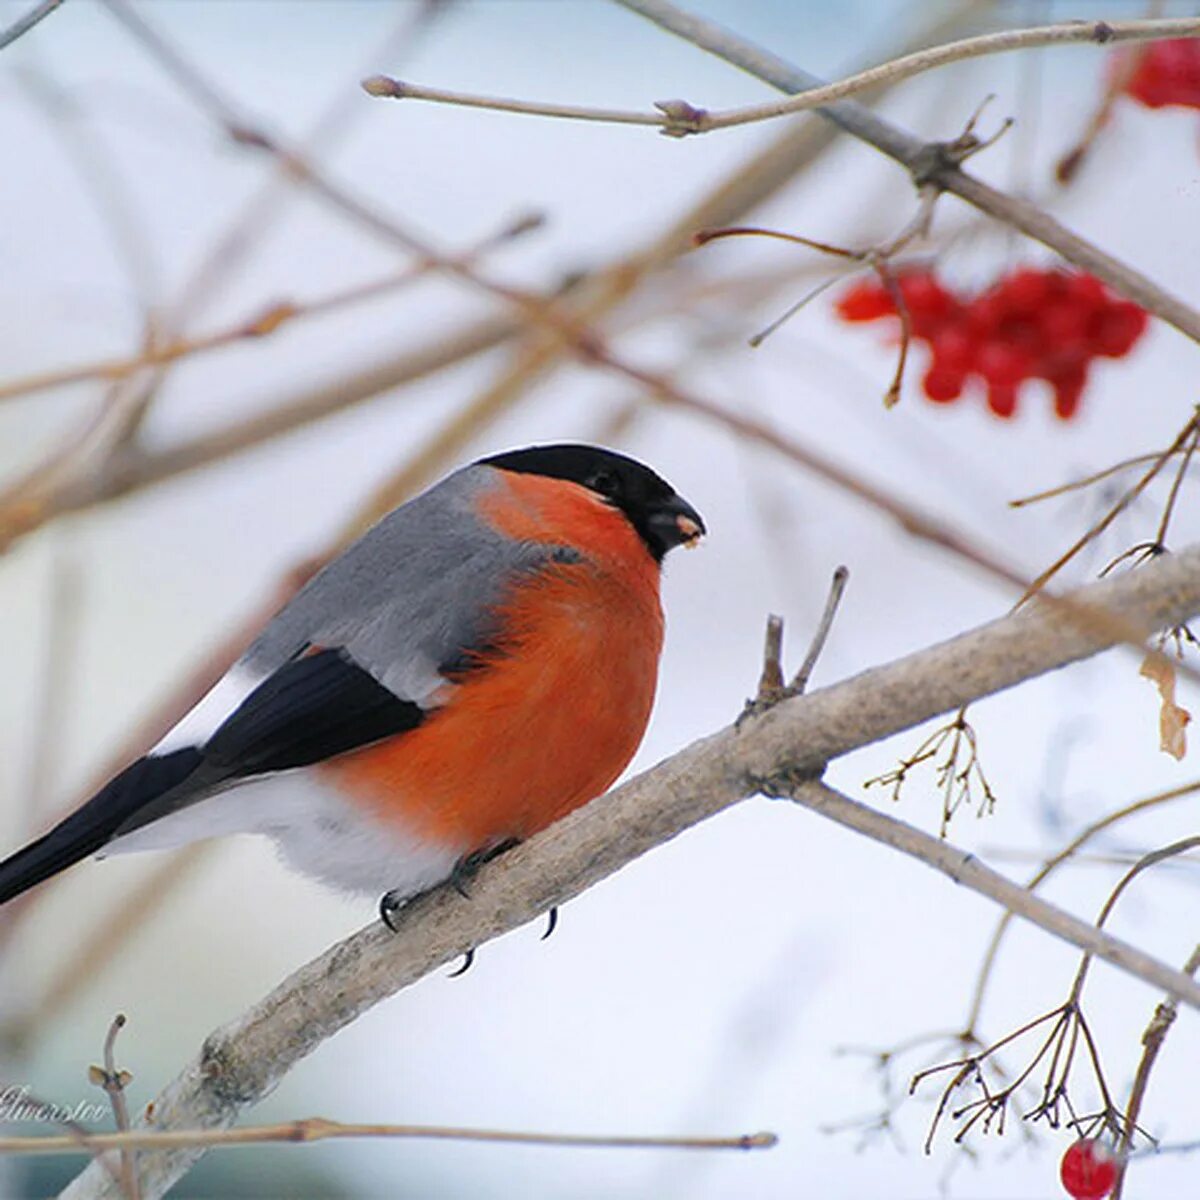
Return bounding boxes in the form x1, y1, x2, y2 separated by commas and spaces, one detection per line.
654, 98, 708, 137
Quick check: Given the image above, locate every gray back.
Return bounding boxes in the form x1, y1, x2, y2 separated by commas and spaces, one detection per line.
245, 464, 575, 704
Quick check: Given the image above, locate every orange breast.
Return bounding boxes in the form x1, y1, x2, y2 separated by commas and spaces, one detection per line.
318, 471, 665, 851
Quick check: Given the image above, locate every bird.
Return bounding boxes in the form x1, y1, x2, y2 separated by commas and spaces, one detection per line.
0, 444, 704, 923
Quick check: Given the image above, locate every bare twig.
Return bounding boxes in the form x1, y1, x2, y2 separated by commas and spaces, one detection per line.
1056, 10, 1163, 186
1010, 451, 1187, 509
0, 0, 66, 51
24, 544, 82, 823
1069, 836, 1200, 1001
364, 17, 1200, 136
748, 568, 848, 714
965, 779, 1200, 1032
1112, 943, 1200, 1200
58, 545, 1200, 1199
755, 614, 786, 705
88, 1015, 139, 1200
0, 214, 541, 406
791, 565, 849, 694
2, 1119, 776, 1156
1017, 412, 1200, 604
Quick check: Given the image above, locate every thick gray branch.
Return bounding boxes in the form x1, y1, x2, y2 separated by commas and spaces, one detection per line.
61, 546, 1200, 1198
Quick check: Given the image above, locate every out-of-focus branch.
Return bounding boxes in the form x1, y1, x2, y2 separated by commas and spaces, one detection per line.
61, 545, 1200, 1200
616, 0, 1200, 345
0, 314, 515, 553
365, 16, 1200, 135
0, 0, 66, 51
0, 215, 542, 407
0, 0, 981, 556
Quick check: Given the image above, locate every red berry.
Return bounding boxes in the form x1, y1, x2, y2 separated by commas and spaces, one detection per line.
1123, 40, 1200, 110
1051, 366, 1088, 421
835, 260, 1143, 420
897, 271, 953, 318
986, 380, 1019, 419
965, 294, 1005, 340
896, 271, 958, 338
1060, 1139, 1117, 1200
1039, 300, 1090, 348
929, 327, 976, 372
976, 342, 1032, 386
996, 314, 1045, 355
996, 267, 1052, 313
1065, 272, 1108, 312
1092, 302, 1149, 357
835, 280, 894, 322
922, 363, 966, 403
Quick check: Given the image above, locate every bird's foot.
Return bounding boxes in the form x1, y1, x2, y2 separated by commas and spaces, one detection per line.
450, 836, 521, 898
378, 889, 404, 932
447, 948, 476, 977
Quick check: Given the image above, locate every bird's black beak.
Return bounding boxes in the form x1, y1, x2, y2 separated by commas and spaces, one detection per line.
647, 494, 706, 556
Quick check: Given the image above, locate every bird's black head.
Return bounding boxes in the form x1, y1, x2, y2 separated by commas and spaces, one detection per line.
480, 443, 705, 562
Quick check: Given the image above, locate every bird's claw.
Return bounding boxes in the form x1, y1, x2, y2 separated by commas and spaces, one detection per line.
378, 889, 403, 932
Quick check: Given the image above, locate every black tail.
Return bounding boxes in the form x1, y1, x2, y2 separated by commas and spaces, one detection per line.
0, 748, 204, 906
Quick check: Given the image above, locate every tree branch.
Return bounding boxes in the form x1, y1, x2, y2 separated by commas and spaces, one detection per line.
61, 544, 1200, 1200
5, 1118, 775, 1156
364, 16, 1200, 136
0, 0, 66, 52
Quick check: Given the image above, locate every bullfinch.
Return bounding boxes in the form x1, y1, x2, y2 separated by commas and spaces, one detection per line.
0, 444, 704, 920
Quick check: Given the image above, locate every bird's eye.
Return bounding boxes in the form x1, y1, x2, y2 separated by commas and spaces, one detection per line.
587, 469, 621, 499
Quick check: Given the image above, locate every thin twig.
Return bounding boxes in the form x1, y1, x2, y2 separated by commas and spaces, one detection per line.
362, 73, 666, 127
0, 0, 66, 51
964, 779, 1200, 1032
1017, 412, 1200, 604
574, 349, 1200, 689
0, 1119, 777, 1156
1153, 421, 1200, 548
1068, 836, 1200, 1002
364, 17, 1200, 136
756, 614, 785, 704
791, 566, 849, 694
24, 543, 82, 824
1112, 943, 1200, 1200
1010, 450, 1186, 509
90, 1015, 139, 1200
1056, 7, 1163, 186
0, 216, 541, 406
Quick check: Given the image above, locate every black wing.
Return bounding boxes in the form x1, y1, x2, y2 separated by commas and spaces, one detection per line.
0, 748, 203, 904
0, 649, 426, 905
204, 647, 425, 775
116, 647, 426, 835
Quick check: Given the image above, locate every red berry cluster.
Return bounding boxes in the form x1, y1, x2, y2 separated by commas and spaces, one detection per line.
1060, 1138, 1117, 1200
1115, 39, 1200, 110
834, 267, 1148, 420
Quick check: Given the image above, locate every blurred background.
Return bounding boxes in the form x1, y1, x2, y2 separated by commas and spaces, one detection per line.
2, 1, 1200, 1196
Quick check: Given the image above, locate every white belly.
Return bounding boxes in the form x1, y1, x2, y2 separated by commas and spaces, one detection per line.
102, 768, 463, 901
